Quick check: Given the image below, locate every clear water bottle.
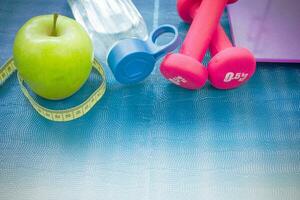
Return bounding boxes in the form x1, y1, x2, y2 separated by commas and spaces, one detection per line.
67, 0, 148, 62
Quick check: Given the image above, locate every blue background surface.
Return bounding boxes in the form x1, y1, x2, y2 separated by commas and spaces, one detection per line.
0, 0, 299, 199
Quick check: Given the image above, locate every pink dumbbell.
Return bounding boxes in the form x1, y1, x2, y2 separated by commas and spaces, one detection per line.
160, 0, 236, 90
208, 24, 256, 89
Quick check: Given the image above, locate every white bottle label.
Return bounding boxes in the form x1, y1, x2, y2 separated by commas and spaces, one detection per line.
224, 72, 248, 83
169, 76, 187, 85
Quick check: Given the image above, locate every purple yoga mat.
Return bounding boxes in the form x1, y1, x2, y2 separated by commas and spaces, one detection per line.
227, 0, 300, 63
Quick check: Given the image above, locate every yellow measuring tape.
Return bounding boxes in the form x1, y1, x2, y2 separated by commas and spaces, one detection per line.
0, 57, 106, 122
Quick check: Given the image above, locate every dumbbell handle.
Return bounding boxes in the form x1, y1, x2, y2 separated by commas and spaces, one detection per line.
209, 24, 232, 56
180, 0, 227, 60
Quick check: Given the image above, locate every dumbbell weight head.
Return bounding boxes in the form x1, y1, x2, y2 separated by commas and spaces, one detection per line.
208, 23, 256, 89
208, 47, 256, 89
177, 0, 238, 23
160, 53, 208, 89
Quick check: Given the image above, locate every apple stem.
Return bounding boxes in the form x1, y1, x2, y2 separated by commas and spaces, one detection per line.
51, 13, 59, 36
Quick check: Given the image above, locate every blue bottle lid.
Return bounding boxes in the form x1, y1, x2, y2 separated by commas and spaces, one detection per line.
107, 24, 180, 84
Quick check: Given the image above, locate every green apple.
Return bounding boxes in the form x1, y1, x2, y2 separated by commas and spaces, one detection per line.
13, 14, 93, 100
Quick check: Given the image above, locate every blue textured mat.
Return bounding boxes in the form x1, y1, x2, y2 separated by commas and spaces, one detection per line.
0, 0, 299, 200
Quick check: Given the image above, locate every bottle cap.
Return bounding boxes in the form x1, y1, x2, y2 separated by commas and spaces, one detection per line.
107, 25, 180, 84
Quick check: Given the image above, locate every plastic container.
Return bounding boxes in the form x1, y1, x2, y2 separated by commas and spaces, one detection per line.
67, 0, 148, 62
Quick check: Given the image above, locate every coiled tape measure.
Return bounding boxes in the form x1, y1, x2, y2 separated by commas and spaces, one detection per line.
0, 57, 106, 122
